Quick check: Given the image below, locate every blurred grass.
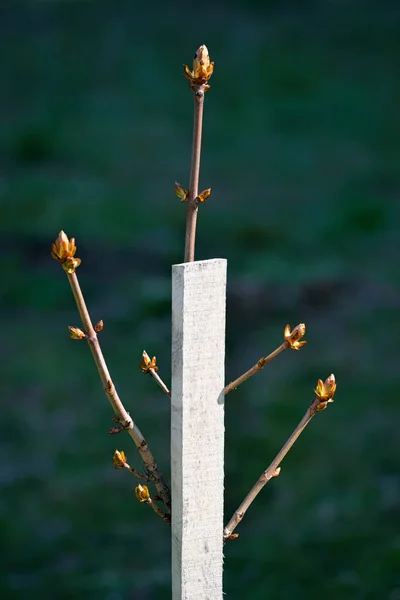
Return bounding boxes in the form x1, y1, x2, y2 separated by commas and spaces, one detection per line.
1, 1, 399, 598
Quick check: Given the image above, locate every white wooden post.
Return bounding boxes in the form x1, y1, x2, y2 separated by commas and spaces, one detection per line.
171, 259, 227, 600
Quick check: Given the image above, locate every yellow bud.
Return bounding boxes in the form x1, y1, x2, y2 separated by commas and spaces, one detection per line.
94, 320, 104, 332
193, 45, 211, 72
284, 323, 307, 350
174, 181, 189, 202
112, 449, 127, 469
183, 44, 214, 90
68, 326, 86, 340
197, 188, 211, 203
62, 257, 81, 274
140, 350, 158, 373
315, 400, 329, 412
314, 374, 336, 402
51, 231, 78, 263
135, 484, 150, 503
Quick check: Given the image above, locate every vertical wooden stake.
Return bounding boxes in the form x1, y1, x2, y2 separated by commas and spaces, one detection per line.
171, 259, 227, 600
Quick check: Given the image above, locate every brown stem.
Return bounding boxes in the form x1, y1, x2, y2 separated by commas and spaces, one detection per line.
67, 271, 171, 511
145, 497, 171, 524
149, 368, 171, 398
123, 462, 150, 482
224, 341, 289, 395
223, 397, 320, 540
184, 91, 205, 262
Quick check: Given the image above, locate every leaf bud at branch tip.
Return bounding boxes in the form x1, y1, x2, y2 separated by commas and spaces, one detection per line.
183, 44, 214, 92
112, 449, 127, 469
135, 484, 150, 503
314, 374, 337, 411
140, 350, 158, 373
51, 231, 81, 273
284, 323, 307, 350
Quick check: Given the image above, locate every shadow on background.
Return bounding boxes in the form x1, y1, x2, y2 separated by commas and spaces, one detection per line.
1, 1, 399, 598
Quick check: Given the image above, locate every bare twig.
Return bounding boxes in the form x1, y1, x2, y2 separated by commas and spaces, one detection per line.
146, 496, 171, 524
223, 375, 336, 541
68, 271, 171, 509
224, 342, 288, 395
183, 45, 214, 262
140, 351, 170, 398
224, 323, 307, 395
112, 449, 150, 482
123, 462, 149, 482
135, 484, 171, 524
184, 94, 204, 262
51, 232, 171, 511
150, 369, 171, 398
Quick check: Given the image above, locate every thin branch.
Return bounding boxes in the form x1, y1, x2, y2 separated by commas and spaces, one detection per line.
140, 350, 171, 398
135, 484, 171, 524
182, 44, 214, 262
123, 462, 150, 482
113, 449, 152, 483
184, 90, 204, 262
223, 391, 334, 541
144, 497, 171, 524
224, 323, 307, 395
67, 271, 171, 511
149, 368, 171, 398
224, 341, 288, 395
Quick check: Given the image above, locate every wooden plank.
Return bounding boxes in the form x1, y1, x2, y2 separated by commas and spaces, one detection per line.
171, 259, 227, 600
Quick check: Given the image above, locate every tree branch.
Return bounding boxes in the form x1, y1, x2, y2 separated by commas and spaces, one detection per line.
140, 351, 171, 398
183, 45, 214, 262
66, 270, 171, 510
224, 342, 288, 395
112, 449, 150, 482
50, 234, 171, 502
135, 484, 171, 524
224, 375, 336, 541
184, 95, 204, 262
149, 368, 171, 398
224, 323, 307, 395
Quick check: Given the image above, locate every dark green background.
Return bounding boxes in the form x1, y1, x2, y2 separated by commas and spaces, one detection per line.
1, 1, 399, 598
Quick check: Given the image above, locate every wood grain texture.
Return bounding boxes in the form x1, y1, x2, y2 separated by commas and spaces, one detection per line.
171, 259, 227, 600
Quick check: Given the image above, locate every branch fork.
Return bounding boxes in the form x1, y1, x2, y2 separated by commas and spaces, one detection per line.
50, 47, 338, 548
51, 231, 171, 512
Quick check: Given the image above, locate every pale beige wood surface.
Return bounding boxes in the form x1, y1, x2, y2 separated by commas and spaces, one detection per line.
171, 259, 227, 600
